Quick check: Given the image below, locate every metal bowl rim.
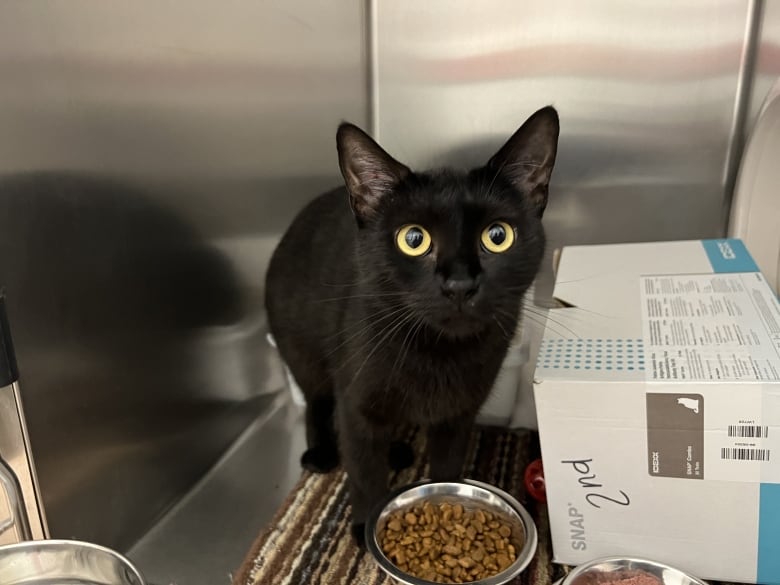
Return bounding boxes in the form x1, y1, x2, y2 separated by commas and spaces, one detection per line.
561, 555, 709, 585
0, 538, 146, 585
366, 479, 538, 585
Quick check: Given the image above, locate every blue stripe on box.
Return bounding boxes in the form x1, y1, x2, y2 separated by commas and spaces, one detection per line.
759, 483, 780, 584
702, 239, 759, 273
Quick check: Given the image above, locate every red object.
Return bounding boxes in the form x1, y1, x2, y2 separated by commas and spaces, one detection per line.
524, 458, 546, 503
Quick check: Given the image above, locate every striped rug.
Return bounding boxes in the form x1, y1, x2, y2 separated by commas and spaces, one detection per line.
234, 427, 573, 585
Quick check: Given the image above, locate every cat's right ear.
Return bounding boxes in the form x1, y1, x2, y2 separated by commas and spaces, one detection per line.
337, 123, 410, 225
486, 106, 559, 217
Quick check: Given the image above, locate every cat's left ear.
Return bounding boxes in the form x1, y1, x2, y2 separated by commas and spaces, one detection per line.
486, 106, 559, 217
337, 123, 411, 226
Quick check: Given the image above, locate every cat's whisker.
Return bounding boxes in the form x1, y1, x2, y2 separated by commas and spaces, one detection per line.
517, 311, 553, 334
521, 302, 594, 326
321, 303, 409, 356
402, 318, 428, 409
389, 316, 426, 414
484, 159, 509, 196
389, 315, 421, 382
517, 307, 582, 340
349, 310, 418, 382
492, 315, 512, 341
512, 293, 578, 313
326, 306, 405, 350
318, 273, 394, 288
494, 305, 533, 325
482, 157, 544, 198
523, 312, 576, 335
434, 325, 444, 345
521, 304, 578, 329
329, 310, 412, 376
501, 160, 544, 170
520, 296, 617, 320
320, 301, 406, 342
314, 292, 408, 303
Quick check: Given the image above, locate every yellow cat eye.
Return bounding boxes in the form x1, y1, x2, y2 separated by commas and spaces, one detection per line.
396, 224, 432, 257
481, 221, 515, 253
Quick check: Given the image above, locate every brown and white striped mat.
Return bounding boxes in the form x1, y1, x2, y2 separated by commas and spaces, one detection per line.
234, 427, 573, 585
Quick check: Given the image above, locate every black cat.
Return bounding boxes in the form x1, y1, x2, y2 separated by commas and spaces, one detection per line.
265, 106, 559, 542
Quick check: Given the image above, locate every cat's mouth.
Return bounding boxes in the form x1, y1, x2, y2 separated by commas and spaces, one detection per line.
430, 310, 486, 338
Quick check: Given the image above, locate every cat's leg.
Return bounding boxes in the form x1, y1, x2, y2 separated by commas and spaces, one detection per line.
300, 390, 340, 473
337, 401, 392, 545
427, 414, 476, 481
277, 340, 340, 473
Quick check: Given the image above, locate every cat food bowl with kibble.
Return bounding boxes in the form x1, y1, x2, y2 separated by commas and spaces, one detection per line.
560, 557, 708, 585
366, 479, 537, 585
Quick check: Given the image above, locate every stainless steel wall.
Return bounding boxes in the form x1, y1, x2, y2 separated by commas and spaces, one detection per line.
750, 1, 780, 122
373, 0, 754, 288
0, 0, 776, 552
0, 0, 366, 550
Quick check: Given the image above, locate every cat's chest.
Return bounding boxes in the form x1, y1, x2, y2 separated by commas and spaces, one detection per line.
348, 332, 508, 425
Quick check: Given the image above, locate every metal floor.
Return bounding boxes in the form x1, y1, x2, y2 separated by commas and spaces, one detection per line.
128, 391, 306, 585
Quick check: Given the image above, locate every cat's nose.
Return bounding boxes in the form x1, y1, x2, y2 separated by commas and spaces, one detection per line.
441, 278, 479, 305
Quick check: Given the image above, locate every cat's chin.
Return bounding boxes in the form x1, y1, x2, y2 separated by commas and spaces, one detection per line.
432, 316, 488, 340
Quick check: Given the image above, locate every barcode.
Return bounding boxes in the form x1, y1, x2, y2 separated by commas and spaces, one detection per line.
728, 425, 769, 438
720, 448, 770, 461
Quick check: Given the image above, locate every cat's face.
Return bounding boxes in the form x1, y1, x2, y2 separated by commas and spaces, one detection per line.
337, 107, 559, 339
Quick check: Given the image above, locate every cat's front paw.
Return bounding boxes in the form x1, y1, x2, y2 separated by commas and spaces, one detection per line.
300, 445, 340, 473
388, 440, 415, 471
350, 522, 367, 548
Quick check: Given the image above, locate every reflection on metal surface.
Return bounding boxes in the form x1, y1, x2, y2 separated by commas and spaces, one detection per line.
748, 0, 780, 128
0, 294, 47, 545
561, 557, 708, 585
127, 393, 306, 585
0, 539, 146, 585
0, 0, 366, 551
0, 456, 30, 545
0, 173, 277, 550
722, 0, 764, 233
374, 0, 752, 273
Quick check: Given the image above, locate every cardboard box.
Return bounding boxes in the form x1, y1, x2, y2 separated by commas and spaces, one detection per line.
533, 239, 780, 584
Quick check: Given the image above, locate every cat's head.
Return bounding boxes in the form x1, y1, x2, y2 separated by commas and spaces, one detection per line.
336, 107, 559, 339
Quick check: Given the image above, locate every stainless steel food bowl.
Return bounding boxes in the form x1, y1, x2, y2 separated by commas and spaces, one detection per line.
366, 479, 538, 585
0, 539, 146, 585
561, 557, 708, 585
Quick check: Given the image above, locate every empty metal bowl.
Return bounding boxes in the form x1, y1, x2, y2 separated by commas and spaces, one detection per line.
561, 557, 708, 585
0, 539, 146, 585
366, 479, 538, 585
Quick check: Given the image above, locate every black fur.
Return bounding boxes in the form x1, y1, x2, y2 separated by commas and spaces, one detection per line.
388, 440, 415, 471
265, 106, 559, 539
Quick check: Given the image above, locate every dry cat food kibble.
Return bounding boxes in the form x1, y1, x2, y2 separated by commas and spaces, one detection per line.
380, 500, 521, 583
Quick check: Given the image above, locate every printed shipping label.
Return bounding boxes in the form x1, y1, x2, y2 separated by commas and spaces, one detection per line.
640, 272, 780, 382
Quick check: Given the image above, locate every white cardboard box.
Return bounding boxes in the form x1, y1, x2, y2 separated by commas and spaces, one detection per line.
534, 239, 780, 585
